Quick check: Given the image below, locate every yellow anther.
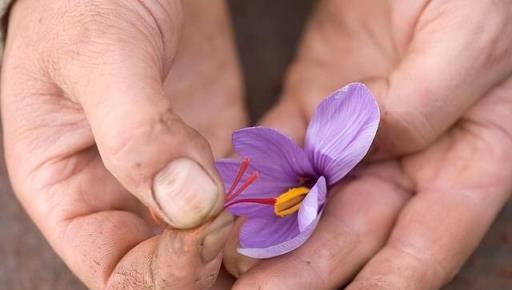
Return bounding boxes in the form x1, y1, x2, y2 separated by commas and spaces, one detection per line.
274, 186, 310, 217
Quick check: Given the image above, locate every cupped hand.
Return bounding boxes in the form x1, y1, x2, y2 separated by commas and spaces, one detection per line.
224, 1, 512, 289
2, 0, 244, 289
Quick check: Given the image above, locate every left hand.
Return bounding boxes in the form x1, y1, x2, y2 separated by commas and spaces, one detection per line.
2, 0, 244, 288
223, 1, 512, 289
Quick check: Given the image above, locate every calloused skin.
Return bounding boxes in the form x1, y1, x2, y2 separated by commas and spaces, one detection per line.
224, 1, 512, 290
2, 0, 244, 289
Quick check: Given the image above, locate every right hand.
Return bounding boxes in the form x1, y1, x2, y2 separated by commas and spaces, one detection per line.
2, 0, 245, 289
223, 1, 512, 289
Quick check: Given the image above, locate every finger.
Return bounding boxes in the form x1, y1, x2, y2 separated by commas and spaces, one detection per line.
223, 218, 258, 277
66, 210, 233, 290
107, 212, 234, 290
4, 137, 234, 290
346, 102, 512, 289
371, 1, 512, 158
49, 1, 224, 229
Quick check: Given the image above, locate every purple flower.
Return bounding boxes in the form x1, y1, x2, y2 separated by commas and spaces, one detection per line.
216, 83, 380, 258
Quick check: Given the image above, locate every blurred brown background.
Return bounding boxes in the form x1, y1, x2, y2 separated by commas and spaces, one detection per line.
1, 1, 511, 289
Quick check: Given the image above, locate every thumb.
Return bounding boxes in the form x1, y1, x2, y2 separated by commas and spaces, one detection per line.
52, 1, 224, 229
370, 2, 512, 159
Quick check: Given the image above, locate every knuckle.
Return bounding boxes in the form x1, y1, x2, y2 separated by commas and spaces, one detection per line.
103, 120, 156, 158
100, 108, 206, 178
99, 120, 164, 187
101, 107, 171, 156
102, 118, 163, 168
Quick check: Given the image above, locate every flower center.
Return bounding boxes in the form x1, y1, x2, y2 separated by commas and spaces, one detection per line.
223, 158, 311, 218
274, 186, 310, 217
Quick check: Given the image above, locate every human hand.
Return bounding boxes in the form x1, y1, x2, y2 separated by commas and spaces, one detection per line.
2, 0, 245, 289
223, 1, 512, 289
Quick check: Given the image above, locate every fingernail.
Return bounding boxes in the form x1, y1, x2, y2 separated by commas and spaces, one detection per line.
200, 211, 234, 263
153, 158, 220, 229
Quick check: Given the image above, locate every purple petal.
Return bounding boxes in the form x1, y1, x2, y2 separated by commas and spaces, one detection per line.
216, 159, 291, 197
233, 127, 316, 183
237, 177, 327, 258
239, 215, 298, 248
216, 159, 289, 217
298, 176, 326, 231
226, 200, 275, 218
305, 83, 380, 185
238, 213, 322, 259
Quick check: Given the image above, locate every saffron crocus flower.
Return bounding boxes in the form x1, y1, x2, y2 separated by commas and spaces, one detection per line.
216, 83, 380, 258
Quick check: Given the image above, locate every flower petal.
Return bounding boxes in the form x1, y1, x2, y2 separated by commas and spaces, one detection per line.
238, 213, 322, 259
216, 159, 288, 218
298, 176, 326, 231
227, 203, 274, 218
305, 83, 380, 184
233, 127, 316, 183
216, 159, 290, 197
236, 178, 327, 258
239, 215, 298, 249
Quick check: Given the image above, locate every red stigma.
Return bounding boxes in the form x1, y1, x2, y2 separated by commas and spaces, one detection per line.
225, 197, 276, 208
225, 158, 265, 208
226, 158, 250, 198
228, 171, 259, 200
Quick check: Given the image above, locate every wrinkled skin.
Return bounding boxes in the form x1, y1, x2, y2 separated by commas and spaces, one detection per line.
2, 0, 244, 289
224, 1, 512, 289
